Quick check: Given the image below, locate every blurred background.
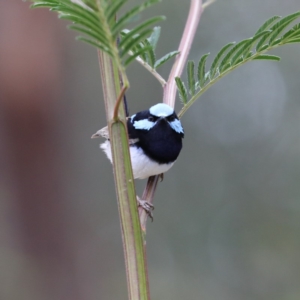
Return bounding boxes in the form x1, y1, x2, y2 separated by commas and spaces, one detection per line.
1, 1, 300, 299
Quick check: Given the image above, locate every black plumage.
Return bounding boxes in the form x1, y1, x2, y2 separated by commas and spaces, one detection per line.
127, 109, 184, 164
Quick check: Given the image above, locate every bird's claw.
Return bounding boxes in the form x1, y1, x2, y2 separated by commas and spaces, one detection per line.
137, 197, 154, 221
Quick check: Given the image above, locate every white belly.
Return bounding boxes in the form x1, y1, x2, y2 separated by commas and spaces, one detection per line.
100, 140, 174, 179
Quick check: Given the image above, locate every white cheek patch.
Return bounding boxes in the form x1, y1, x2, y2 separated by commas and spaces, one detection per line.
169, 119, 184, 134
133, 119, 156, 130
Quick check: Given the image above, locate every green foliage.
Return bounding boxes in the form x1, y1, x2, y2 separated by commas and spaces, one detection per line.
177, 11, 300, 118
175, 77, 188, 104
197, 53, 210, 87
120, 27, 179, 69
147, 26, 161, 49
147, 26, 179, 69
187, 61, 195, 95
254, 54, 281, 61
154, 50, 179, 69
30, 0, 178, 72
210, 42, 234, 78
30, 0, 165, 71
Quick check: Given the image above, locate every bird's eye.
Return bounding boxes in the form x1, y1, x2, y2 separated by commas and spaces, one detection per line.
167, 115, 175, 122
148, 116, 155, 122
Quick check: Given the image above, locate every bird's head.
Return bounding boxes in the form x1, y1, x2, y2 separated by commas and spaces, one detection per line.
130, 103, 184, 137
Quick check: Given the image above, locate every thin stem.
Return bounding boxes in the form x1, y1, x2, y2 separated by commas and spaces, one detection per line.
139, 176, 160, 232
163, 0, 203, 108
98, 50, 150, 300
133, 53, 167, 86
203, 0, 216, 10
140, 0, 203, 227
113, 85, 128, 120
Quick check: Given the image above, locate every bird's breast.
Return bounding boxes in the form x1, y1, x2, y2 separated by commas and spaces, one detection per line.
135, 123, 183, 164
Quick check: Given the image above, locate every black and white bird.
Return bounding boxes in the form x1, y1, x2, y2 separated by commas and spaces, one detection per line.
92, 103, 184, 179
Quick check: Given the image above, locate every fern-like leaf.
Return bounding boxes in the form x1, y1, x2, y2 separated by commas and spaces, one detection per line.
119, 17, 164, 50
197, 53, 210, 88
147, 26, 161, 49
210, 42, 235, 78
254, 15, 281, 35
177, 11, 300, 118
269, 12, 300, 45
69, 25, 109, 47
285, 38, 300, 44
120, 29, 154, 59
219, 40, 249, 72
111, 0, 161, 38
124, 45, 153, 67
154, 51, 179, 69
175, 77, 188, 104
106, 0, 127, 25
30, 0, 164, 72
253, 54, 281, 61
142, 39, 156, 67
282, 23, 300, 42
241, 30, 270, 53
256, 11, 300, 50
77, 36, 113, 56
187, 61, 195, 96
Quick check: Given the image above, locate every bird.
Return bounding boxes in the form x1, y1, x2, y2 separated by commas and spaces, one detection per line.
92, 103, 184, 219
91, 103, 184, 180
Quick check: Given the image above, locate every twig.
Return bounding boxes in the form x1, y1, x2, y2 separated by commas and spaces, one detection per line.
139, 176, 160, 232
163, 0, 203, 108
133, 52, 167, 87
203, 0, 216, 10
140, 0, 203, 229
113, 86, 128, 121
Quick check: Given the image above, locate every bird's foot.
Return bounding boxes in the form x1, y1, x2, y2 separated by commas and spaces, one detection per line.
137, 196, 154, 221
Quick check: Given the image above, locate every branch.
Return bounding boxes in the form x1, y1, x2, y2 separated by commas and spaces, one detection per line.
98, 50, 149, 300
133, 52, 167, 86
163, 0, 203, 108
140, 0, 203, 230
202, 0, 216, 10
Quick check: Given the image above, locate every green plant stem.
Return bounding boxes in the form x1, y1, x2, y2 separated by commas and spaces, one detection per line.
98, 50, 149, 300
